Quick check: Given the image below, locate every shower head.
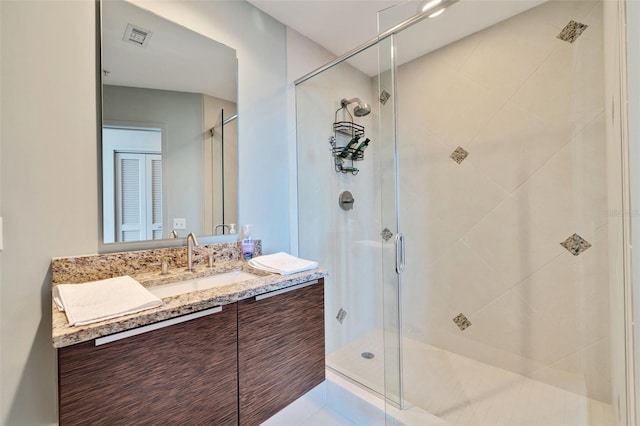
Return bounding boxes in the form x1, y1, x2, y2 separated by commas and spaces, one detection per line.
341, 97, 371, 117
354, 102, 371, 117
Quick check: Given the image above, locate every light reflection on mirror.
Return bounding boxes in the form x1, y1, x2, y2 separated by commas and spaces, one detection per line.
100, 0, 238, 244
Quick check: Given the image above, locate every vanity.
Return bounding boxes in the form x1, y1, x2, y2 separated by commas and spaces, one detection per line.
52, 1, 326, 423
52, 242, 326, 425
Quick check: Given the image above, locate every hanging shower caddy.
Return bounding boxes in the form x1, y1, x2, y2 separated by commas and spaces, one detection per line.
330, 99, 369, 175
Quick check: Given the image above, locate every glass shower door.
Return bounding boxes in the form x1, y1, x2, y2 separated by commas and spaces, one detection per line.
296, 47, 391, 401
378, 1, 620, 425
377, 33, 404, 416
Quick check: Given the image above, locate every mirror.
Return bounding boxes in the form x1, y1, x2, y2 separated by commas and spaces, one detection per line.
100, 0, 238, 244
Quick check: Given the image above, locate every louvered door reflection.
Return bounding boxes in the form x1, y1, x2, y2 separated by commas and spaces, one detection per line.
114, 152, 162, 242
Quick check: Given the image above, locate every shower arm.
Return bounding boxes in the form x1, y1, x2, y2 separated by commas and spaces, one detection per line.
341, 98, 360, 108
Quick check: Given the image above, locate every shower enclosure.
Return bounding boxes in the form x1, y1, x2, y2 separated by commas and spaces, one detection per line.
296, 0, 629, 424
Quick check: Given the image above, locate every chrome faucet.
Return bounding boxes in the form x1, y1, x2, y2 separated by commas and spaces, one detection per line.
214, 224, 230, 235
186, 232, 199, 272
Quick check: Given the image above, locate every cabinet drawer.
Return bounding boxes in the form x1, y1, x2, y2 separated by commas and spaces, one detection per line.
58, 304, 238, 425
238, 279, 325, 426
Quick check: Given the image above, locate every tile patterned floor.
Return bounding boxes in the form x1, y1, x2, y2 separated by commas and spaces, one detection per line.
327, 329, 614, 425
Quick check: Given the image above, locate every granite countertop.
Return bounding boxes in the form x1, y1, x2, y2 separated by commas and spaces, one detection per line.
52, 261, 327, 348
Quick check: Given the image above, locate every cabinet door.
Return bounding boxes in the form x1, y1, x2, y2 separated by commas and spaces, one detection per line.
58, 304, 238, 425
238, 280, 325, 426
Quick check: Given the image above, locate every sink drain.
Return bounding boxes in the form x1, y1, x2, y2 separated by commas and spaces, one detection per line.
361, 352, 375, 360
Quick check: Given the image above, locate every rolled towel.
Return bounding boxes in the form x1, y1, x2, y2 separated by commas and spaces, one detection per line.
248, 252, 318, 275
53, 275, 163, 326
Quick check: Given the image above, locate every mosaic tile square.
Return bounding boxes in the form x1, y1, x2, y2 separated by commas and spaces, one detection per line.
560, 233, 592, 256
336, 308, 347, 324
379, 90, 391, 105
381, 228, 393, 242
450, 146, 469, 164
453, 313, 472, 331
557, 20, 588, 43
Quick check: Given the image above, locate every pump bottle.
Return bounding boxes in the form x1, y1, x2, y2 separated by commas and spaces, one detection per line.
241, 225, 254, 260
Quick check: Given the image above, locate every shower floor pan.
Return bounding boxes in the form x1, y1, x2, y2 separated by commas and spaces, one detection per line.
327, 329, 614, 426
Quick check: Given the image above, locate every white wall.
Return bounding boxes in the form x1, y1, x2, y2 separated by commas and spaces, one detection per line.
103, 85, 205, 239
132, 0, 288, 254
0, 0, 287, 424
1, 2, 97, 423
286, 27, 337, 255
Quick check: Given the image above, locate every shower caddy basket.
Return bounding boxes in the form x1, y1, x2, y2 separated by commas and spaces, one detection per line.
330, 104, 367, 175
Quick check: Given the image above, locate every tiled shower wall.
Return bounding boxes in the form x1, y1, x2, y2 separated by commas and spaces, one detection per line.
296, 58, 382, 356
397, 1, 609, 401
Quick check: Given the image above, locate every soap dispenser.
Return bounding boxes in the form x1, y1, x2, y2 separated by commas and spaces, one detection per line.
241, 225, 254, 260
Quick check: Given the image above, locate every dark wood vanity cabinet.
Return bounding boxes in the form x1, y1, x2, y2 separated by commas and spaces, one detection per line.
57, 279, 325, 426
58, 303, 238, 426
238, 279, 325, 426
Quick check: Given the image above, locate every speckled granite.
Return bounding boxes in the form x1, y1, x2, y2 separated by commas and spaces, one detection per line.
51, 241, 262, 284
51, 240, 328, 348
52, 261, 326, 348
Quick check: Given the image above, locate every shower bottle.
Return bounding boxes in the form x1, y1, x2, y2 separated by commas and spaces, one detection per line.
340, 136, 360, 158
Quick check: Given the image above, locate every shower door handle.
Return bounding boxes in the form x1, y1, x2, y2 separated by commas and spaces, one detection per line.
395, 233, 406, 274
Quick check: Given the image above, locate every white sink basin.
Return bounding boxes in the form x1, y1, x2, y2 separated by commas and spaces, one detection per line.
148, 270, 259, 299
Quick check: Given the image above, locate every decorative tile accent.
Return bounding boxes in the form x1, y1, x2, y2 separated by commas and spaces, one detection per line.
450, 146, 469, 164
379, 90, 391, 105
381, 228, 393, 242
336, 308, 347, 324
560, 233, 592, 256
557, 20, 588, 43
453, 313, 472, 331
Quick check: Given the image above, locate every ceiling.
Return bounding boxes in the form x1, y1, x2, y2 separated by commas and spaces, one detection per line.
248, 0, 547, 76
101, 1, 237, 101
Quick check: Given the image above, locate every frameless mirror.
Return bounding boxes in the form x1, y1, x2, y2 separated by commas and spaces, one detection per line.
100, 0, 238, 244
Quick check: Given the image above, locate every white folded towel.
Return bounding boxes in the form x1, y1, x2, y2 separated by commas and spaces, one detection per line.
248, 252, 318, 275
53, 276, 163, 326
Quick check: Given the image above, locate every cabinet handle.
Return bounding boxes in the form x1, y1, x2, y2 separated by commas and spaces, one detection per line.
255, 280, 319, 301
95, 306, 223, 346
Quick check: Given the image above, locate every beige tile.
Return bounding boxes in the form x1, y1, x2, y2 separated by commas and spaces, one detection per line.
463, 288, 575, 365
588, 398, 605, 426
523, 0, 599, 31
399, 72, 507, 152
571, 115, 608, 231
510, 37, 604, 145
529, 352, 589, 397
574, 226, 610, 348
543, 339, 612, 403
464, 124, 607, 288
421, 241, 508, 325
510, 227, 609, 353
467, 100, 572, 193
580, 1, 603, 43
398, 127, 507, 266
461, 11, 560, 100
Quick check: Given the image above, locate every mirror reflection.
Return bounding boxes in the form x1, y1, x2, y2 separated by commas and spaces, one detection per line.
101, 0, 238, 244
